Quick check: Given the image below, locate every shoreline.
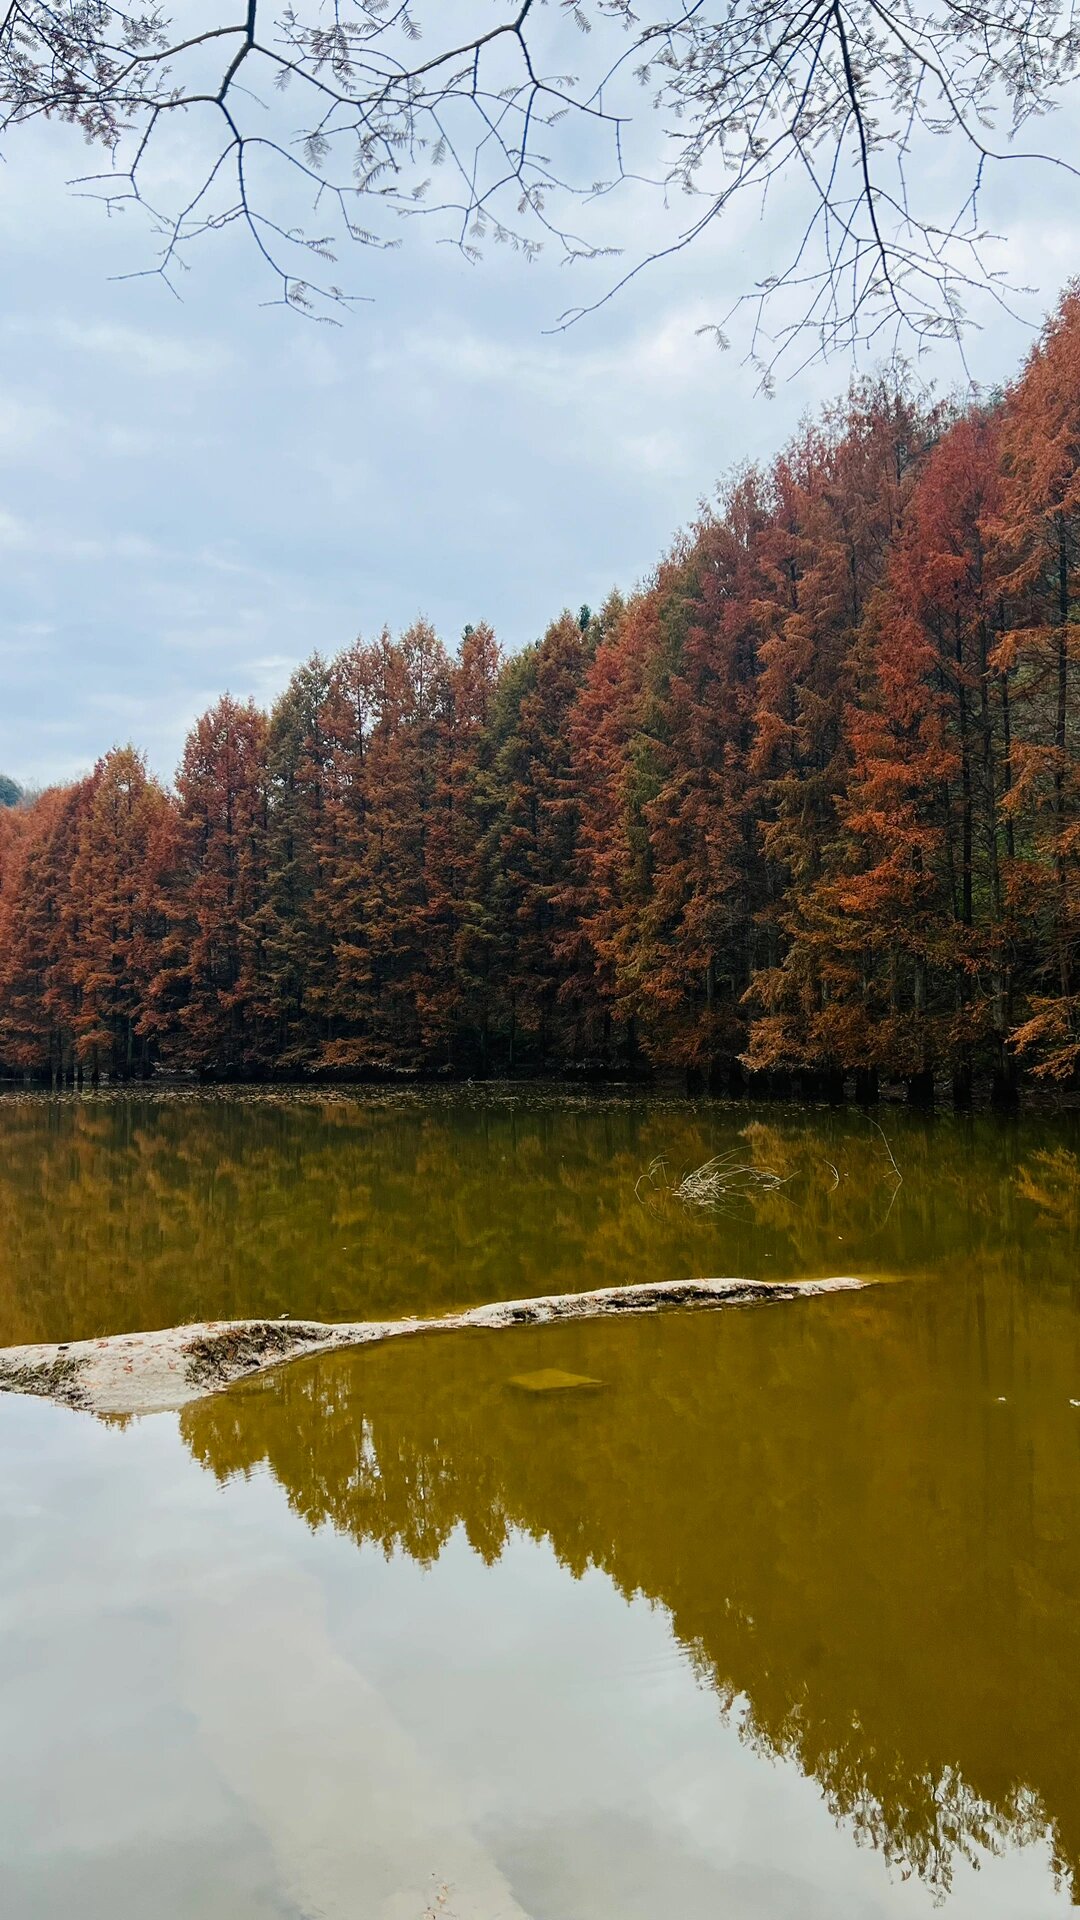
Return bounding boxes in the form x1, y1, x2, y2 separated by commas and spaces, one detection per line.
0, 1275, 868, 1418
2, 1068, 1078, 1113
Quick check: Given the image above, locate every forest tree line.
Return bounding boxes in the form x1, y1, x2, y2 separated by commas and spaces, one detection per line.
4, 289, 1080, 1101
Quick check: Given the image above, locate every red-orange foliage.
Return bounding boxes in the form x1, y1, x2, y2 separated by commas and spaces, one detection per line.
560, 588, 652, 1057
149, 696, 270, 1075
68, 748, 173, 1078
743, 383, 932, 1080
820, 415, 1009, 1092
6, 289, 1080, 1095
0, 786, 78, 1077
990, 290, 1080, 1079
422, 622, 503, 1066
483, 611, 593, 1065
0, 754, 171, 1081
320, 620, 452, 1068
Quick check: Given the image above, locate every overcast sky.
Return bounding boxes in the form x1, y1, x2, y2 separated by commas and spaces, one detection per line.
3, 41, 1080, 792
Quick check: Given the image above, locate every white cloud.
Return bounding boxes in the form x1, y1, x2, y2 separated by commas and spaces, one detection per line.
47, 318, 232, 378
0, 508, 30, 550
0, 394, 69, 458
0, 513, 167, 563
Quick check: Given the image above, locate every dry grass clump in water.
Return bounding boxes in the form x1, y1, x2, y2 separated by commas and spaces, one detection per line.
185, 1321, 322, 1389
636, 1149, 791, 1217
0, 1351, 88, 1410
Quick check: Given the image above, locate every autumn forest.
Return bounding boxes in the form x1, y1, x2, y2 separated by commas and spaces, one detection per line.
4, 289, 1080, 1100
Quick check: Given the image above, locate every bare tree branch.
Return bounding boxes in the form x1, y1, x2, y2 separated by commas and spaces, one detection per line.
2, 0, 1079, 369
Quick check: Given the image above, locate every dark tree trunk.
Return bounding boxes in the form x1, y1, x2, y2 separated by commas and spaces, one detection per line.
907, 1069, 935, 1108
854, 1066, 879, 1105
951, 1061, 973, 1110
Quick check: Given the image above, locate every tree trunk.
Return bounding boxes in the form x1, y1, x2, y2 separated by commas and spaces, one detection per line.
854, 1066, 879, 1105
907, 1068, 935, 1108
1055, 521, 1071, 998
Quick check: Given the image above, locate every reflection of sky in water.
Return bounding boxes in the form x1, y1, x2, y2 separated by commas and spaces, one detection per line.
1, 1294, 1074, 1920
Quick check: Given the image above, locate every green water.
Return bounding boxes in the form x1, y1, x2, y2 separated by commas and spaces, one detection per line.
1, 1086, 1079, 1343
1, 1090, 1079, 1916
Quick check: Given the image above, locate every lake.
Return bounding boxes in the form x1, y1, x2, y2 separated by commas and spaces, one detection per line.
0, 1088, 1078, 1917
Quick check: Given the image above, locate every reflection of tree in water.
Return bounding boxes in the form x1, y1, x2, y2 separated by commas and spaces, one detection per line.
2, 1090, 1080, 1345
1013, 1148, 1080, 1241
184, 1278, 1080, 1904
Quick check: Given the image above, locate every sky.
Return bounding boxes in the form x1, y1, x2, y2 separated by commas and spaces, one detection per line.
3, 17, 1080, 791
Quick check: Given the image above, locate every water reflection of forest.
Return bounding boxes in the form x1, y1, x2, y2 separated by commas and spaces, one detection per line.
1, 1090, 1080, 1343
184, 1281, 1080, 1905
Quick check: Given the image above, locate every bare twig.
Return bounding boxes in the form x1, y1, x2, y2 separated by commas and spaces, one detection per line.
867, 1114, 904, 1186
1, 1, 1077, 364
865, 1113, 904, 1229
638, 1147, 793, 1215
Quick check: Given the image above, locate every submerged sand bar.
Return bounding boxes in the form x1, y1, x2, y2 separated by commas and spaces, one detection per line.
0, 1275, 868, 1418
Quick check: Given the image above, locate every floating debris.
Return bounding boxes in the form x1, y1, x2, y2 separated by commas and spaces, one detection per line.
637, 1149, 791, 1216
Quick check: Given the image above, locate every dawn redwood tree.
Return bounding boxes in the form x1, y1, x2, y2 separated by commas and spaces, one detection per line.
67, 747, 174, 1081
558, 587, 651, 1064
315, 633, 381, 1066
35, 783, 96, 1082
992, 289, 1080, 1081
423, 622, 503, 1069
568, 511, 768, 1084
0, 791, 28, 905
149, 695, 271, 1076
744, 381, 932, 1089
0, 785, 79, 1079
813, 413, 1009, 1100
626, 493, 769, 1083
484, 611, 592, 1066
259, 654, 337, 1066
325, 620, 451, 1068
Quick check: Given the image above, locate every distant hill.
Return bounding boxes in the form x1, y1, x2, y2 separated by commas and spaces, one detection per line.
0, 775, 22, 808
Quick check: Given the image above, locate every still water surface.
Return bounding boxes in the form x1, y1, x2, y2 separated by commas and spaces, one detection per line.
0, 1090, 1078, 1917
1, 1085, 1079, 1340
